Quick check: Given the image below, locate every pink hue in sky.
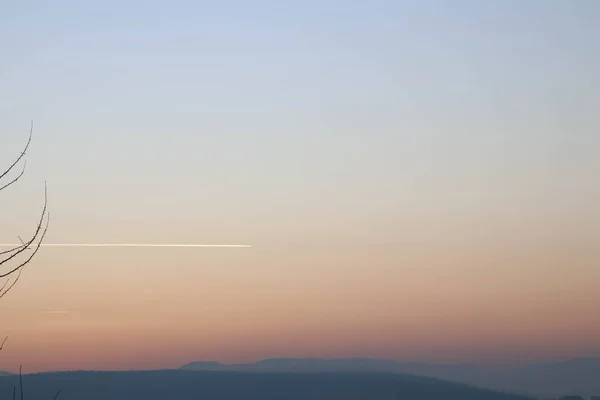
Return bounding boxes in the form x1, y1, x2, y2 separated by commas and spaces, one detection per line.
1, 214, 599, 372
1, 0, 600, 373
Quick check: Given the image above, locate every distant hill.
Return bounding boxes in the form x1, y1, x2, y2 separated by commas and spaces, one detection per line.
0, 370, 533, 400
0, 372, 11, 376
181, 357, 600, 398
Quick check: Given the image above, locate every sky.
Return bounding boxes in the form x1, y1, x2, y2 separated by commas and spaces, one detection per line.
1, 0, 599, 373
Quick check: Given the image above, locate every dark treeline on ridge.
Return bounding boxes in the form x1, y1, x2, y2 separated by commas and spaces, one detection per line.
0, 370, 535, 400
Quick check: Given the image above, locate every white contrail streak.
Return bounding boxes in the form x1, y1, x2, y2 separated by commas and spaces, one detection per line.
0, 243, 252, 248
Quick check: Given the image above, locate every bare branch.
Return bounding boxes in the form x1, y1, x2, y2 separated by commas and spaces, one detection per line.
0, 182, 49, 277
0, 268, 25, 300
0, 178, 49, 299
0, 121, 33, 186
0, 277, 9, 293
0, 126, 39, 294
0, 244, 25, 256
0, 238, 31, 256
19, 365, 23, 400
0, 244, 28, 256
1, 123, 53, 400
0, 161, 27, 193
0, 213, 49, 299
0, 122, 40, 262
0, 214, 49, 297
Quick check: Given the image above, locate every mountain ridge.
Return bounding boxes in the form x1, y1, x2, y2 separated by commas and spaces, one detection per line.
180, 357, 600, 398
0, 369, 534, 400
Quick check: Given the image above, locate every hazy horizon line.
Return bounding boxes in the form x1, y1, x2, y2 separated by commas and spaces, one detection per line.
3, 355, 600, 375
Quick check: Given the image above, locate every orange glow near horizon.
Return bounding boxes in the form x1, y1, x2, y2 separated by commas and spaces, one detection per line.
2, 0, 600, 374
1, 216, 599, 373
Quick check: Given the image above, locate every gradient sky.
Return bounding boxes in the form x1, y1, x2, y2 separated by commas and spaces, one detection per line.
1, 0, 599, 373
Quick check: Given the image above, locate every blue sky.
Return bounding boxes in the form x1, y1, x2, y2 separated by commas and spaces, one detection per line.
2, 1, 598, 232
1, 1, 600, 369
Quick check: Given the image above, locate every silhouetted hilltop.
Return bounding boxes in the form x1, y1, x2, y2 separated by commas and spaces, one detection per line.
0, 370, 534, 400
182, 358, 411, 373
181, 357, 600, 398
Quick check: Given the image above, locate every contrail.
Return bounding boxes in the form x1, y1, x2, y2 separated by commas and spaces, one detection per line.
0, 243, 252, 248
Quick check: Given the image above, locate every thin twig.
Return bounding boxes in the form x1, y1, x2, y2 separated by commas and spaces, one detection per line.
0, 276, 11, 293
0, 211, 49, 282
0, 182, 49, 278
0, 121, 32, 184
19, 365, 23, 400
0, 161, 27, 193
0, 242, 29, 257
0, 268, 25, 300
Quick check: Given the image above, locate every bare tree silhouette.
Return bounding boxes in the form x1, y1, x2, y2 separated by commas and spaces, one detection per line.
1, 122, 56, 399
0, 122, 50, 300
